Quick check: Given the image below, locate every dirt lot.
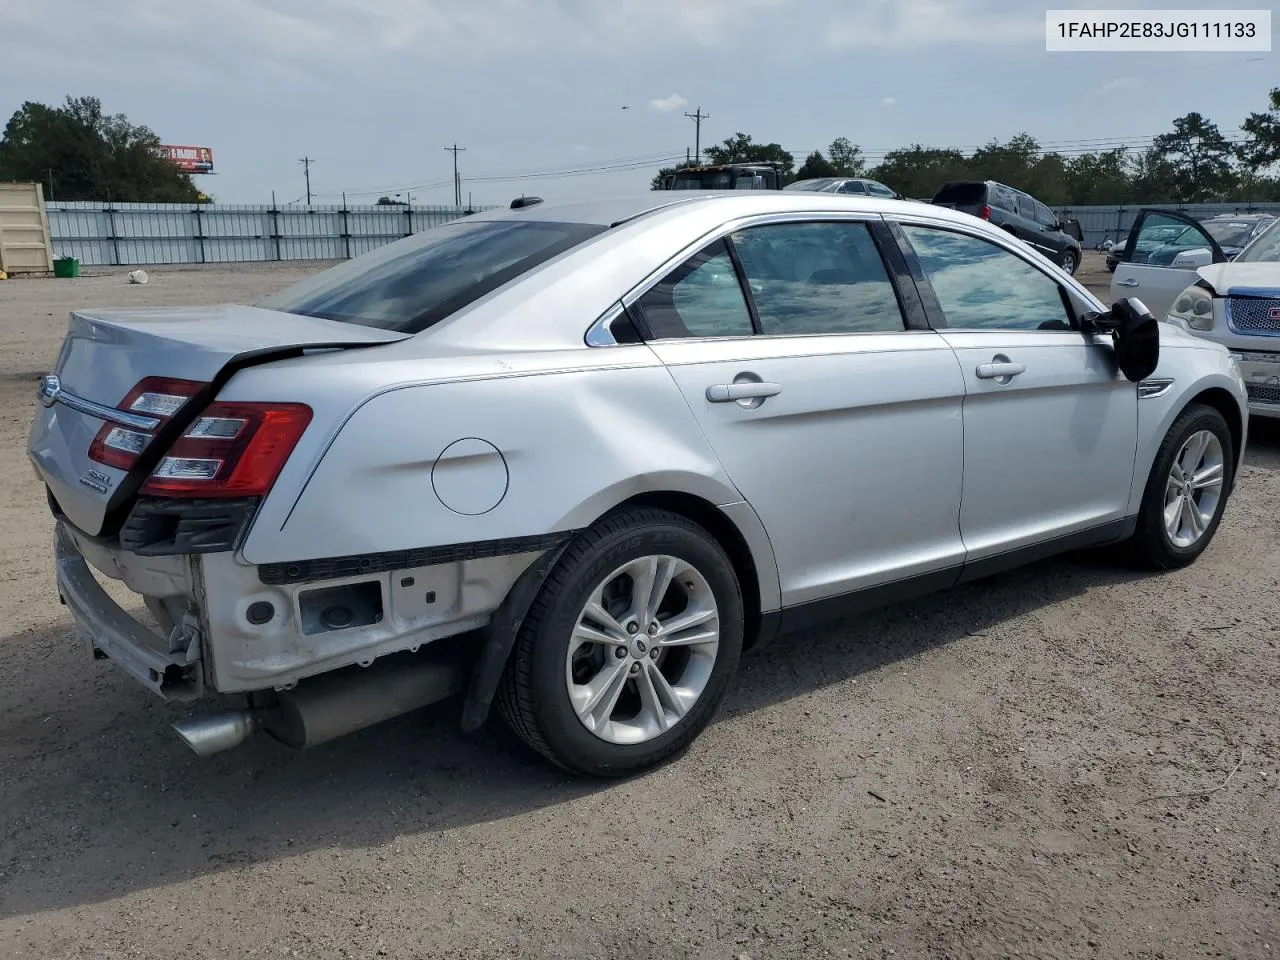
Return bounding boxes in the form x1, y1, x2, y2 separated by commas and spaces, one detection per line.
1, 255, 1278, 959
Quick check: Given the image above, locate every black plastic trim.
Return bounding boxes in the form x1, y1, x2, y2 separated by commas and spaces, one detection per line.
258, 531, 579, 586
868, 220, 931, 331
119, 496, 260, 556
779, 566, 962, 636
957, 517, 1133, 584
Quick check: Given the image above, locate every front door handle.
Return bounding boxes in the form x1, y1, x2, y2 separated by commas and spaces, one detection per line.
706, 382, 783, 403
1117, 278, 1140, 288
975, 361, 1026, 380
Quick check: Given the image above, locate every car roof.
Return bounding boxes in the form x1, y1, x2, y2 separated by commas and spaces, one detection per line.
465, 191, 969, 229
1203, 212, 1275, 221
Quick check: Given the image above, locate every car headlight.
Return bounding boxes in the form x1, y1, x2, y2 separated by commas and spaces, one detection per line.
1168, 284, 1214, 331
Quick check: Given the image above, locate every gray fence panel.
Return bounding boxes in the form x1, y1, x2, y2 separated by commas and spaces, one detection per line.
1054, 202, 1280, 249
47, 201, 497, 266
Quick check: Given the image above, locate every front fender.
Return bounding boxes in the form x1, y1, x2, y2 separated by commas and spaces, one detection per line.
1126, 340, 1248, 515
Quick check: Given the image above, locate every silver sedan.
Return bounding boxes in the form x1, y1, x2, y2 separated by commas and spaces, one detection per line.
29, 192, 1248, 776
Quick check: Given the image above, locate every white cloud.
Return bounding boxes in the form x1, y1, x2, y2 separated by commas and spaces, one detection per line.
881, 96, 899, 107
649, 93, 688, 113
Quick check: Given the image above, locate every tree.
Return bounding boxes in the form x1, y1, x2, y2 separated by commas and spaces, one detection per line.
794, 151, 836, 180
703, 133, 794, 177
1063, 148, 1132, 205
1241, 87, 1280, 168
0, 96, 201, 202
1151, 112, 1237, 202
827, 137, 865, 176
867, 145, 969, 199
376, 195, 407, 205
1128, 148, 1179, 204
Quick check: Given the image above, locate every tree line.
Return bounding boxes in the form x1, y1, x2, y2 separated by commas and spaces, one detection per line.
0, 96, 204, 203
653, 88, 1280, 205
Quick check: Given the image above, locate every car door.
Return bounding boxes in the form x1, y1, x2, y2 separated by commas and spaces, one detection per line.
1030, 199, 1070, 259
1112, 209, 1227, 321
632, 218, 967, 614
892, 220, 1139, 570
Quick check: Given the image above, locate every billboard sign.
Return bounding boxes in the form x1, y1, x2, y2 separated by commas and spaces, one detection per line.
158, 145, 214, 174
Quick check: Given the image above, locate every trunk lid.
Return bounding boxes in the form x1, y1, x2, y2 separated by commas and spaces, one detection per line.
29, 304, 405, 537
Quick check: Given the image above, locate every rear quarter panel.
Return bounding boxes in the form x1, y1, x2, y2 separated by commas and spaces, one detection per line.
233, 348, 768, 589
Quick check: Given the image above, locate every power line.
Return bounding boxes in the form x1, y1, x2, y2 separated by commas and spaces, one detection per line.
298, 156, 314, 205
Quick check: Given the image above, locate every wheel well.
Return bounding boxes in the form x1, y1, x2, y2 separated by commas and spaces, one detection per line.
1188, 387, 1243, 463
601, 492, 766, 650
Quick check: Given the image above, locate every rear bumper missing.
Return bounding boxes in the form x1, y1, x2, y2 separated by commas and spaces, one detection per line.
55, 524, 204, 700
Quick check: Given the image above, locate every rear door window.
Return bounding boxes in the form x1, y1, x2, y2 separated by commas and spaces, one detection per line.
259, 219, 605, 333
631, 241, 755, 339
729, 222, 905, 335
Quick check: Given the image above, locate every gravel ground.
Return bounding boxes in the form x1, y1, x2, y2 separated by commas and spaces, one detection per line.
1, 254, 1278, 959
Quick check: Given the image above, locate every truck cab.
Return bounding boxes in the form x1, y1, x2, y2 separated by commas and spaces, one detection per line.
661, 162, 783, 190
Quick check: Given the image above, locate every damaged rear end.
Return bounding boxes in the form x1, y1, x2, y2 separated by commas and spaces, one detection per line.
29, 304, 477, 750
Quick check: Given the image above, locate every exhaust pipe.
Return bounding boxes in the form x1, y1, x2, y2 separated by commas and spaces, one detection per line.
173, 643, 468, 757
174, 710, 259, 757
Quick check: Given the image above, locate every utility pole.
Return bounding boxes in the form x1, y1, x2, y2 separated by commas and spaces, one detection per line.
684, 106, 709, 162
298, 156, 314, 205
444, 144, 466, 207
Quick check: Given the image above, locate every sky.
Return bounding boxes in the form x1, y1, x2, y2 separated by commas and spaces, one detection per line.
0, 0, 1274, 207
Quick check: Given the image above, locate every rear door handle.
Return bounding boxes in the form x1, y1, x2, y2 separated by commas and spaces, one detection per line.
975, 361, 1026, 380
706, 382, 782, 403
1117, 278, 1140, 287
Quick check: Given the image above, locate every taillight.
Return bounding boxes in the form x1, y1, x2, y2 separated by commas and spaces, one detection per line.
87, 378, 205, 470
141, 402, 312, 498
979, 205, 992, 220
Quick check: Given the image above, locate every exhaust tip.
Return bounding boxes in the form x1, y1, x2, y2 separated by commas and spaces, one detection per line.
173, 710, 259, 757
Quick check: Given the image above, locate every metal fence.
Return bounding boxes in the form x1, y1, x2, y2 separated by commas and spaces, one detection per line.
47, 201, 499, 266
1052, 202, 1280, 249
45, 198, 1280, 266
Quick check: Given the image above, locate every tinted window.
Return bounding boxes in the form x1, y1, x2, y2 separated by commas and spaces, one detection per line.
632, 241, 754, 339
730, 222, 904, 335
837, 181, 867, 194
865, 181, 897, 198
1032, 200, 1058, 227
900, 225, 1072, 331
1128, 213, 1215, 266
933, 182, 987, 206
988, 185, 1016, 212
259, 219, 604, 333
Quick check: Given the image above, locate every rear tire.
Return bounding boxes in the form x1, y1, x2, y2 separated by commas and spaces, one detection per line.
497, 508, 744, 777
1128, 404, 1234, 569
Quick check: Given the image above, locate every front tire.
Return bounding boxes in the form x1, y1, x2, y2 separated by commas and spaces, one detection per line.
497, 508, 744, 777
1129, 404, 1234, 569
1060, 248, 1079, 275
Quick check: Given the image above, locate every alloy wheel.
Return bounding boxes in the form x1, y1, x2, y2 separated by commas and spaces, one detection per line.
565, 555, 720, 745
1163, 429, 1225, 548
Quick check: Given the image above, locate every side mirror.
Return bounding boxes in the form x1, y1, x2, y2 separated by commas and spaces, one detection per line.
1086, 297, 1160, 382
1171, 247, 1213, 268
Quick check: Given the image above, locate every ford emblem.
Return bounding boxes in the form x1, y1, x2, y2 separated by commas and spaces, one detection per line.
37, 374, 61, 408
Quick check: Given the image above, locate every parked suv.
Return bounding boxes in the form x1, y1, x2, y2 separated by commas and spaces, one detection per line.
931, 180, 1084, 275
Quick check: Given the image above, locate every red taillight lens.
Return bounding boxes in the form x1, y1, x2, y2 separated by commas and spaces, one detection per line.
87, 377, 206, 470
979, 205, 992, 220
141, 402, 312, 498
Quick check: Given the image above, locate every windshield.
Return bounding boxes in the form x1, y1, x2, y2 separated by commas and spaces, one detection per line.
1204, 219, 1267, 249
1237, 218, 1280, 263
258, 218, 605, 333
785, 179, 834, 191
671, 172, 733, 190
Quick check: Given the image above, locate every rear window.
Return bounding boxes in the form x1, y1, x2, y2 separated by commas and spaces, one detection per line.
932, 182, 987, 206
257, 218, 605, 333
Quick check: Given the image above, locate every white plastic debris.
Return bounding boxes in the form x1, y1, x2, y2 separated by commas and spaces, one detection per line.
128, 269, 149, 285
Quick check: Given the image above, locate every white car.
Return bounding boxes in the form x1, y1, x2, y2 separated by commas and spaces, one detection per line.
1115, 211, 1280, 419
29, 193, 1248, 777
